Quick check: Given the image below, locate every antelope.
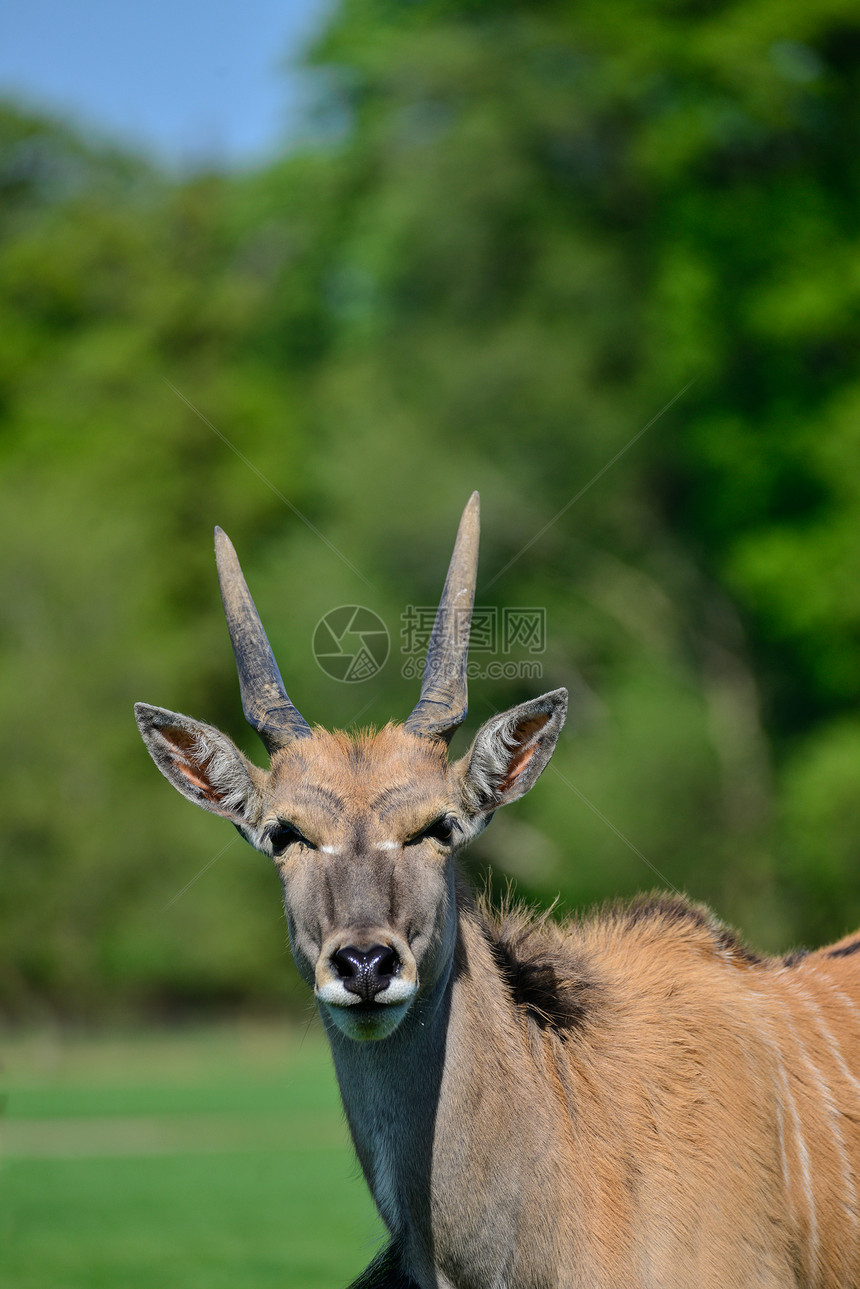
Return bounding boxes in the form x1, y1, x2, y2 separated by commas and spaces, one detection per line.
136, 492, 860, 1288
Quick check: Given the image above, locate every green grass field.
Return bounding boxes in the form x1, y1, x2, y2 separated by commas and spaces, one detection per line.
0, 1021, 385, 1289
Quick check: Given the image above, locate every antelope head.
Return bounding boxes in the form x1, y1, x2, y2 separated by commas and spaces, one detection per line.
135, 494, 567, 1041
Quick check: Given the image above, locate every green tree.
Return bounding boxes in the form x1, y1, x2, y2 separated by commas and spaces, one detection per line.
4, 0, 860, 1019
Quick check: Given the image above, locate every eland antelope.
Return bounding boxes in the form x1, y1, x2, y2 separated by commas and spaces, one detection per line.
136, 493, 860, 1288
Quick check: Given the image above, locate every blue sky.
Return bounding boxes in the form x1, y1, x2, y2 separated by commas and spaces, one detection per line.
0, 0, 328, 169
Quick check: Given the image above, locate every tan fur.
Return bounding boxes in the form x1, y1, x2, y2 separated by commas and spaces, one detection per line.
462, 896, 860, 1287
137, 712, 860, 1288
277, 731, 860, 1287
381, 886, 860, 1289
265, 724, 453, 845
135, 502, 860, 1286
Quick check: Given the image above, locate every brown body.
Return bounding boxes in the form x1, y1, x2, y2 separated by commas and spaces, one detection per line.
135, 495, 860, 1288
393, 892, 860, 1289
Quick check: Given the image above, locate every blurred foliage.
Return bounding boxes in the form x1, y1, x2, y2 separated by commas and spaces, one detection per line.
3, 0, 860, 1020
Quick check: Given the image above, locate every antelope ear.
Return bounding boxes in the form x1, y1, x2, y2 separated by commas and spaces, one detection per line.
134, 702, 267, 832
456, 689, 567, 816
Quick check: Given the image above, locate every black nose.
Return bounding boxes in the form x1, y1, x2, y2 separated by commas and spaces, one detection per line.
331, 944, 401, 1002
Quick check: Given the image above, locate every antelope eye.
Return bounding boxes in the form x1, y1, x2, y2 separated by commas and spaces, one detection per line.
268, 823, 311, 854
414, 815, 456, 846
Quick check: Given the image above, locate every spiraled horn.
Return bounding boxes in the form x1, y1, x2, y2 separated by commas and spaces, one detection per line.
214, 527, 311, 752
404, 492, 480, 743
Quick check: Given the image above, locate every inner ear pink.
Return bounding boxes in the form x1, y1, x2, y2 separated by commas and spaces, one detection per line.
158, 726, 219, 801
174, 761, 216, 797
498, 710, 553, 793
161, 725, 197, 754
499, 742, 538, 795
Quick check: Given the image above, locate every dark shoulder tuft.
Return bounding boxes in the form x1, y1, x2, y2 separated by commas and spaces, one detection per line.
478, 898, 601, 1038
475, 887, 766, 1038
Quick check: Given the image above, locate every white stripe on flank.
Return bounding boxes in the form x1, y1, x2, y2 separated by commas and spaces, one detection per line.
808, 973, 860, 1032
776, 987, 853, 1276
772, 1070, 790, 1204
786, 980, 860, 1260
782, 1062, 819, 1275
737, 992, 791, 1201
375, 840, 399, 851
749, 989, 818, 1276
789, 980, 860, 1106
